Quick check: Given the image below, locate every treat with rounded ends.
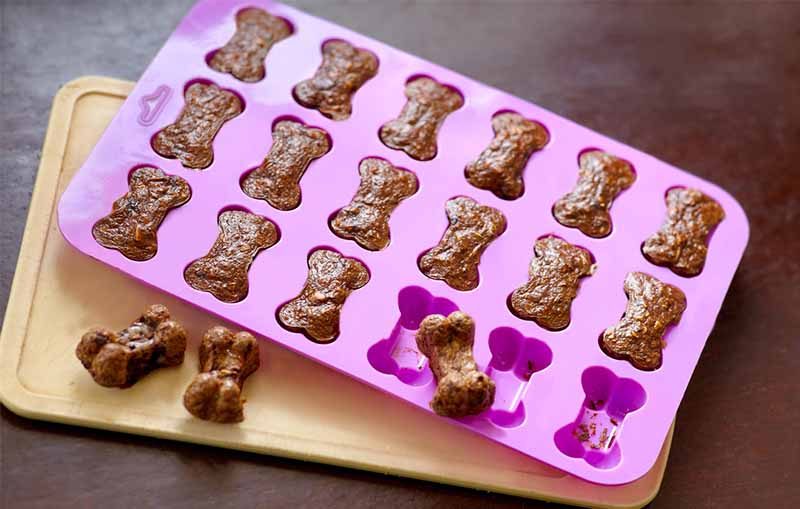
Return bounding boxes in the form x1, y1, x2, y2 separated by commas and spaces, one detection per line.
465, 112, 549, 200
184, 210, 279, 303
509, 236, 595, 330
552, 150, 636, 238
75, 304, 187, 388
293, 39, 379, 120
330, 158, 418, 251
600, 272, 687, 371
642, 187, 725, 277
241, 119, 331, 211
278, 249, 370, 343
152, 82, 243, 169
208, 7, 292, 82
379, 76, 464, 161
183, 326, 260, 423
416, 311, 496, 417
92, 166, 191, 261
418, 197, 506, 291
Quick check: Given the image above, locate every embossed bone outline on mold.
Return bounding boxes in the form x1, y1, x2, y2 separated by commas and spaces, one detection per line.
554, 366, 646, 470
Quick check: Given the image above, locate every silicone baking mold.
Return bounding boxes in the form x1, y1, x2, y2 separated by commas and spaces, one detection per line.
57, 0, 748, 484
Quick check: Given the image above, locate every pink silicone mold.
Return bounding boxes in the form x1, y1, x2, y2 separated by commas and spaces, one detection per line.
57, 0, 749, 485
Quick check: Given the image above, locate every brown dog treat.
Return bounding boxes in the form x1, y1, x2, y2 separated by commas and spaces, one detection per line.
75, 304, 187, 388
379, 77, 464, 161
600, 272, 687, 371
92, 167, 191, 261
509, 236, 595, 330
208, 7, 292, 82
183, 326, 260, 423
416, 311, 495, 417
642, 187, 725, 277
184, 210, 279, 303
241, 119, 331, 211
152, 82, 243, 169
293, 40, 379, 120
330, 158, 418, 250
418, 197, 506, 291
278, 249, 370, 343
465, 112, 549, 200
552, 150, 636, 238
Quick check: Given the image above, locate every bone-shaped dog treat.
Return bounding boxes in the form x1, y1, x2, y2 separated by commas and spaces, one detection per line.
552, 150, 636, 238
642, 187, 725, 277
152, 82, 243, 169
75, 304, 187, 388
278, 249, 370, 343
183, 326, 260, 423
92, 166, 191, 261
418, 197, 506, 291
379, 77, 464, 161
208, 7, 292, 82
241, 119, 331, 211
416, 311, 496, 417
509, 236, 595, 330
330, 158, 418, 251
293, 40, 378, 120
184, 210, 279, 303
465, 112, 549, 200
600, 272, 687, 371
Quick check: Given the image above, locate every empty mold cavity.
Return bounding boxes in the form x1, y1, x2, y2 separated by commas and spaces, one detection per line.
484, 327, 552, 428
137, 85, 173, 127
554, 366, 646, 470
367, 286, 458, 385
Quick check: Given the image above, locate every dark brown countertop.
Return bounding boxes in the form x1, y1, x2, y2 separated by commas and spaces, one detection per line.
1, 1, 798, 507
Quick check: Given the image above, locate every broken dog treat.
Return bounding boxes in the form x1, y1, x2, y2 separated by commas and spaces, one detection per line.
152, 82, 243, 169
241, 119, 331, 211
92, 166, 191, 261
379, 76, 463, 161
293, 39, 379, 120
278, 249, 370, 342
465, 112, 549, 200
509, 236, 595, 330
553, 150, 636, 238
330, 158, 418, 250
600, 272, 686, 371
416, 311, 495, 417
419, 197, 506, 291
183, 326, 260, 423
184, 210, 279, 303
76, 304, 187, 388
208, 7, 292, 82
642, 187, 725, 277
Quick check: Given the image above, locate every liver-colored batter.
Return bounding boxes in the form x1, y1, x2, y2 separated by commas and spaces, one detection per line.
92, 166, 191, 261
465, 112, 549, 200
184, 210, 279, 303
552, 150, 636, 238
208, 7, 292, 82
278, 249, 370, 343
293, 39, 378, 120
600, 272, 686, 371
379, 76, 463, 161
330, 157, 418, 251
418, 197, 506, 291
509, 236, 595, 330
642, 187, 725, 277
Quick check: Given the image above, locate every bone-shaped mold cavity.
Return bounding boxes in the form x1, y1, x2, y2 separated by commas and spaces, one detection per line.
293, 39, 379, 120
554, 366, 646, 469
152, 80, 244, 170
240, 116, 332, 211
379, 75, 464, 161
206, 7, 293, 82
484, 327, 552, 428
367, 286, 458, 386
